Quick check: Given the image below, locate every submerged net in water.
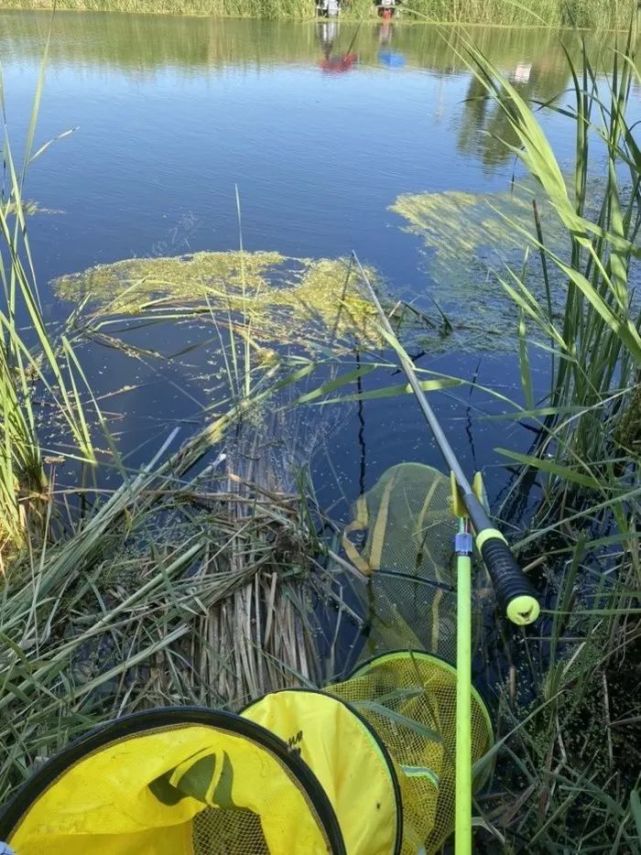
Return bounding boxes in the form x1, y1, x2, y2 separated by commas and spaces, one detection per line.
329, 462, 492, 852
342, 461, 458, 660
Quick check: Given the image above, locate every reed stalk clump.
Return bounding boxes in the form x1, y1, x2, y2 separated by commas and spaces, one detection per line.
0, 423, 349, 801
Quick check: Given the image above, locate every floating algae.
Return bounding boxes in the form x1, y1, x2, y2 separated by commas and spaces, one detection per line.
390, 178, 568, 343
4, 200, 63, 216
56, 250, 387, 352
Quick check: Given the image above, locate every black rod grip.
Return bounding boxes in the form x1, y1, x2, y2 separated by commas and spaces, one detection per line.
478, 533, 540, 625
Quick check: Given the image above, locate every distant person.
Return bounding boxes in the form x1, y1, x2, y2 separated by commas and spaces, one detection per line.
317, 0, 340, 17
317, 18, 340, 58
373, 0, 401, 18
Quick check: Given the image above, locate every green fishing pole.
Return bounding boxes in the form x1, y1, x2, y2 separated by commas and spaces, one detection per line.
454, 510, 474, 855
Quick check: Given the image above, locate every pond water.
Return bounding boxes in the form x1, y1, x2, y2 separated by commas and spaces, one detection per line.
0, 12, 605, 514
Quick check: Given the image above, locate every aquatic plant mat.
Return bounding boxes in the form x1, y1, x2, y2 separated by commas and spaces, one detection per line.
391, 175, 641, 349
56, 251, 387, 354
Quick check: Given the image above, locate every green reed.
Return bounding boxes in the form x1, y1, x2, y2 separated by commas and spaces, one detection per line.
465, 29, 641, 482
460, 28, 641, 852
0, 0, 636, 28
0, 27, 97, 558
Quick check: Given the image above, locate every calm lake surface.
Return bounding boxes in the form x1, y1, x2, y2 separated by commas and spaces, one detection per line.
0, 12, 610, 513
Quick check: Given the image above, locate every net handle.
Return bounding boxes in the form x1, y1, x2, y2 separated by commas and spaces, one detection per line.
455, 525, 473, 855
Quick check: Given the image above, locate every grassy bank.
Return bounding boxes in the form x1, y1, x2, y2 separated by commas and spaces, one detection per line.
0, 0, 637, 29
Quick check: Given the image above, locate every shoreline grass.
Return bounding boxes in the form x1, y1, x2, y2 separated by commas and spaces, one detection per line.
0, 38, 98, 562
0, 0, 637, 29
457, 29, 641, 851
0, 7, 635, 30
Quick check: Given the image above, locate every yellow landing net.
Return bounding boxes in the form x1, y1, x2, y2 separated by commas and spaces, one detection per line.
0, 465, 493, 855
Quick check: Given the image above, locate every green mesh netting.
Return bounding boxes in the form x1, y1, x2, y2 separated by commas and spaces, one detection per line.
343, 462, 466, 666
333, 462, 493, 853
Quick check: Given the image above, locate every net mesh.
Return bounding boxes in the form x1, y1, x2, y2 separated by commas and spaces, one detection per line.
328, 652, 492, 855
344, 462, 464, 664
332, 463, 493, 853
192, 808, 269, 855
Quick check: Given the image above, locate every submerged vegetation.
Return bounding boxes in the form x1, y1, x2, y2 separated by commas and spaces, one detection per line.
0, 0, 636, 28
392, 174, 641, 348
391, 180, 568, 341
2, 16, 641, 855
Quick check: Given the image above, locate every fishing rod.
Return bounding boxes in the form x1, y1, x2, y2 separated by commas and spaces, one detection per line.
351, 252, 540, 627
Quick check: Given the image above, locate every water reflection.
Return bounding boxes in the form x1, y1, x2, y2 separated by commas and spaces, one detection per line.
316, 20, 358, 71
1, 12, 627, 170
1, 12, 631, 497
0, 11, 627, 77
375, 17, 406, 67
457, 54, 572, 165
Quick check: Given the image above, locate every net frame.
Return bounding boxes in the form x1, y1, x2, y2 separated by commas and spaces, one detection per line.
0, 707, 346, 855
